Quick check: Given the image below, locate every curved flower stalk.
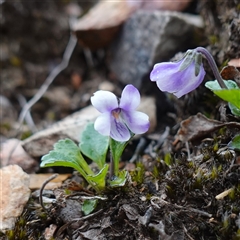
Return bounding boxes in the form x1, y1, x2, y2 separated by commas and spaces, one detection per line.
150, 50, 206, 98
91, 84, 150, 142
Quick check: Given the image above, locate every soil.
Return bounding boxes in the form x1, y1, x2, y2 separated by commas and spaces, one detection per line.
0, 1, 239, 240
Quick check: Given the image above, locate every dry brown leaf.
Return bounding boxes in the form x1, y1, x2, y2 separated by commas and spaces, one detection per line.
176, 113, 240, 142
220, 65, 240, 85
29, 173, 71, 190
72, 0, 136, 50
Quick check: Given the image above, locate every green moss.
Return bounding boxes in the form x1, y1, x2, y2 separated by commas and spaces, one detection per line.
208, 35, 219, 45
130, 162, 145, 185
164, 153, 172, 166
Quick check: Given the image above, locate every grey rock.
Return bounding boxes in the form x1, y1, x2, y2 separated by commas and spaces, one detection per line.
109, 10, 204, 88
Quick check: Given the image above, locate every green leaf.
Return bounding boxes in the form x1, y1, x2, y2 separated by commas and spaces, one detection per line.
88, 164, 109, 190
79, 123, 109, 169
228, 135, 240, 151
205, 80, 239, 91
213, 89, 240, 109
109, 170, 128, 187
41, 139, 94, 179
82, 199, 98, 215
228, 102, 240, 116
205, 80, 240, 111
110, 138, 129, 176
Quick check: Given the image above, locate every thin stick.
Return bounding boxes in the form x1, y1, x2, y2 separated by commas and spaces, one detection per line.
151, 196, 212, 218
7, 33, 77, 164
183, 225, 195, 240
18, 33, 77, 125
56, 209, 104, 237
17, 94, 37, 133
39, 174, 59, 212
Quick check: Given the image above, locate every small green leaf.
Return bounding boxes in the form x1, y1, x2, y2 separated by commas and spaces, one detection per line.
228, 135, 240, 151
205, 80, 239, 91
110, 138, 129, 176
88, 164, 109, 190
82, 199, 98, 215
228, 102, 240, 116
213, 89, 240, 109
205, 80, 240, 111
80, 123, 109, 169
41, 139, 94, 179
109, 170, 128, 187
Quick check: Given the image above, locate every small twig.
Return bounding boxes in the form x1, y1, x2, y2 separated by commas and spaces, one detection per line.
153, 126, 170, 151
224, 158, 238, 177
56, 209, 104, 237
185, 206, 212, 218
129, 137, 147, 163
68, 195, 108, 201
18, 33, 77, 126
7, 31, 77, 165
17, 94, 37, 133
183, 224, 195, 240
185, 141, 191, 161
150, 196, 212, 218
39, 174, 58, 212
71, 209, 104, 223
215, 188, 234, 200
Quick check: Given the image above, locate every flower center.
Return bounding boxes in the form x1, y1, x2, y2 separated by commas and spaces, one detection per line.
111, 108, 121, 119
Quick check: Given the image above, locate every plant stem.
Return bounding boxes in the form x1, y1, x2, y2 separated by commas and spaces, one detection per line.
109, 152, 114, 180
196, 47, 227, 89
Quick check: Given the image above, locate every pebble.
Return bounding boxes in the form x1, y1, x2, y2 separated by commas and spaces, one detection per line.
0, 165, 30, 232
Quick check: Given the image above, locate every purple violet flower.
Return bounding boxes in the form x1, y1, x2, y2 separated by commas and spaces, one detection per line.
91, 84, 150, 142
150, 57, 206, 98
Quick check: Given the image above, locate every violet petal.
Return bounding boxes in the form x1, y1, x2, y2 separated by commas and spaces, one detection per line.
119, 84, 140, 111
91, 90, 118, 113
174, 63, 206, 97
110, 118, 131, 142
121, 110, 149, 134
150, 60, 205, 98
94, 112, 111, 136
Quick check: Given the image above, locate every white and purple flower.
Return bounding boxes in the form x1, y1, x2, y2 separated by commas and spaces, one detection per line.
150, 54, 206, 98
91, 84, 150, 142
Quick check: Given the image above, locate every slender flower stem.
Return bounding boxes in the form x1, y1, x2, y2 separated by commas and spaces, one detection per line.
196, 47, 227, 89
109, 152, 114, 180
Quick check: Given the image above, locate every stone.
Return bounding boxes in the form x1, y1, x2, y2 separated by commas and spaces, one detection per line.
0, 138, 38, 173
137, 96, 156, 133
0, 165, 30, 232
109, 10, 203, 88
22, 105, 100, 158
